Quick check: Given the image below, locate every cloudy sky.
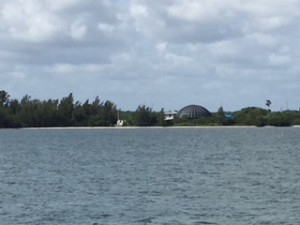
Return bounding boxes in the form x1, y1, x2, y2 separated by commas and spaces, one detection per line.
1, 0, 300, 112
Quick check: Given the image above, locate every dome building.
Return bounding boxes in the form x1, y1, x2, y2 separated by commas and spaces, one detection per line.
178, 104, 211, 118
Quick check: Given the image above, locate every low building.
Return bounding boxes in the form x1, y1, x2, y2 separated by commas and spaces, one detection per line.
164, 111, 177, 121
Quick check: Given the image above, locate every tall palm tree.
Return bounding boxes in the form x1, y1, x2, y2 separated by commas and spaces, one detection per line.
266, 100, 272, 111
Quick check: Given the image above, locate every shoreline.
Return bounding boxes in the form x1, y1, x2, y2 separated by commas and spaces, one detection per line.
8, 125, 300, 130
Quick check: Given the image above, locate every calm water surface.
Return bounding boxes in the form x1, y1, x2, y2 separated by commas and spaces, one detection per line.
0, 127, 299, 225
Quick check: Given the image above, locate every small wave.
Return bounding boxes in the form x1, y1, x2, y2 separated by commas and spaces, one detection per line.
135, 216, 155, 224
99, 214, 112, 218
90, 213, 112, 220
194, 221, 219, 225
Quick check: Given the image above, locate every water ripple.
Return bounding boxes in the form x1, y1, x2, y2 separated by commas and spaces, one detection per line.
0, 128, 299, 225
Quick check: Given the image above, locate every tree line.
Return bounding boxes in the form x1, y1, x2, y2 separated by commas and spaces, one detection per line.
172, 106, 300, 127
1, 90, 300, 128
0, 90, 164, 128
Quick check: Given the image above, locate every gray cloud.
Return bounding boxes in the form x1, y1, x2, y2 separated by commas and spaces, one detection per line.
1, 0, 300, 111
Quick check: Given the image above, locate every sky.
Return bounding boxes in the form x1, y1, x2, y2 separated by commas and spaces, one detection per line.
1, 0, 300, 112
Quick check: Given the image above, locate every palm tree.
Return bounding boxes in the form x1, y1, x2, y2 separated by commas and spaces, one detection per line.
266, 100, 272, 111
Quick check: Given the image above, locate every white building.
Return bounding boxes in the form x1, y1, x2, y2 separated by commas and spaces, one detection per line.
164, 111, 177, 121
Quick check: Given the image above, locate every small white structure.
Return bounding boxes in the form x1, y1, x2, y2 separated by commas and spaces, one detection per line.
116, 119, 125, 126
116, 110, 125, 126
164, 111, 177, 121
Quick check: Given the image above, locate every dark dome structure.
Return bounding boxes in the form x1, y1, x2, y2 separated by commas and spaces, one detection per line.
178, 105, 211, 118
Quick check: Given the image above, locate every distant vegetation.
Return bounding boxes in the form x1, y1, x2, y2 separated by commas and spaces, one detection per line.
1, 90, 300, 128
173, 106, 300, 127
0, 90, 164, 128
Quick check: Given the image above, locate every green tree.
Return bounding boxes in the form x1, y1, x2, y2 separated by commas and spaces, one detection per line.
266, 99, 272, 112
0, 90, 10, 107
0, 107, 10, 127
72, 100, 90, 126
157, 108, 166, 126
234, 107, 268, 126
134, 105, 157, 126
101, 100, 117, 126
217, 106, 225, 125
37, 99, 59, 127
18, 95, 36, 127
57, 93, 74, 126
0, 90, 11, 127
88, 97, 104, 126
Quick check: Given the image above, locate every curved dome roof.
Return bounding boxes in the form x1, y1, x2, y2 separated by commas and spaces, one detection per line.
178, 105, 211, 118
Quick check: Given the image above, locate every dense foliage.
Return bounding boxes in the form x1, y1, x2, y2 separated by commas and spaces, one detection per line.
1, 90, 300, 128
0, 91, 118, 128
173, 107, 300, 127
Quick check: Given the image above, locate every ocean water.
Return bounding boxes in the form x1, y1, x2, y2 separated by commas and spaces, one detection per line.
0, 127, 299, 225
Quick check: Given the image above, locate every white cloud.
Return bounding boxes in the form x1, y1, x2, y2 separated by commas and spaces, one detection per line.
52, 63, 107, 75
155, 42, 167, 52
242, 0, 300, 17
241, 0, 300, 33
255, 16, 292, 31
268, 54, 291, 66
167, 0, 240, 23
70, 20, 87, 40
10, 71, 27, 79
1, 0, 300, 111
208, 40, 239, 59
246, 33, 278, 48
98, 23, 115, 33
1, 0, 60, 42
45, 0, 83, 11
130, 3, 149, 18
164, 52, 193, 65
